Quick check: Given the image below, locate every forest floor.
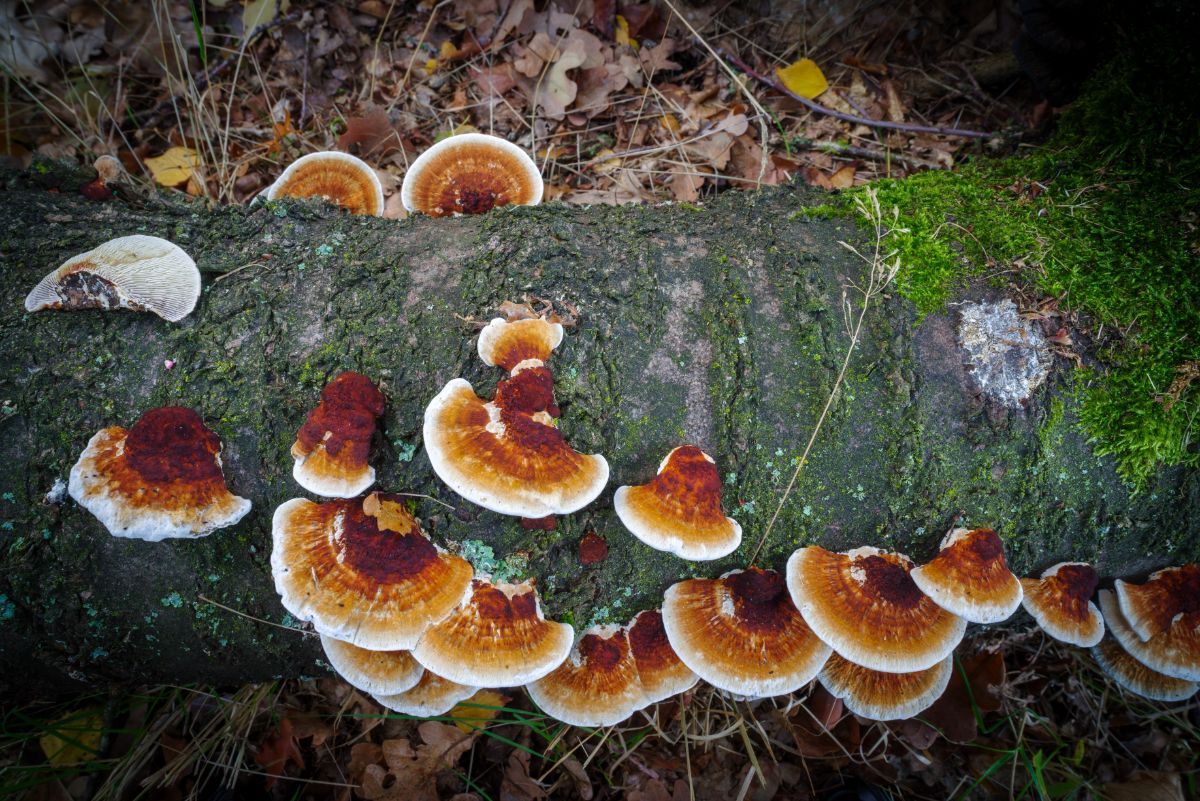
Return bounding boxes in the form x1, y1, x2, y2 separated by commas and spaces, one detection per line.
2, 1, 1198, 799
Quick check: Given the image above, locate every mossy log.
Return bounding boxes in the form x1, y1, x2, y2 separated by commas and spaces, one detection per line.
0, 164, 1195, 696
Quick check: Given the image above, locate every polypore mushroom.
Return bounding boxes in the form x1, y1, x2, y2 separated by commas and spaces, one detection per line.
526, 624, 648, 726
1019, 562, 1103, 647
1099, 589, 1199, 681
1091, 636, 1198, 702
423, 378, 608, 518
818, 652, 953, 721
372, 670, 480, 717
477, 317, 564, 374
910, 528, 1023, 624
68, 406, 251, 540
319, 635, 423, 696
412, 578, 573, 686
661, 568, 830, 697
401, 132, 543, 216
25, 235, 201, 322
627, 609, 698, 704
271, 492, 473, 650
291, 372, 386, 498
614, 445, 742, 561
1113, 565, 1200, 677
265, 151, 384, 216
786, 546, 966, 673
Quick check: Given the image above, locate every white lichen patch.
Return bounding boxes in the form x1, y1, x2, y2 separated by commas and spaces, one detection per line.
957, 299, 1051, 408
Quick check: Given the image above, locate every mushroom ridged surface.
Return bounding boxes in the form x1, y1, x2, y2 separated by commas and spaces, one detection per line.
319, 635, 424, 696
627, 609, 698, 704
1099, 589, 1200, 681
1019, 562, 1104, 648
265, 151, 384, 216
401, 132, 543, 216
1091, 635, 1198, 702
477, 317, 564, 372
818, 652, 953, 721
1114, 564, 1200, 648
910, 528, 1023, 624
372, 670, 479, 716
290, 372, 386, 498
526, 624, 647, 726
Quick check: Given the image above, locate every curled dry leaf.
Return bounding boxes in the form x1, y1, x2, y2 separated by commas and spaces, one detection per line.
361, 723, 477, 801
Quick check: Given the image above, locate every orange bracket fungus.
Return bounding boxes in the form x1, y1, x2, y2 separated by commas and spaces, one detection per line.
400, 132, 543, 216
319, 635, 423, 696
477, 316, 564, 374
411, 578, 573, 687
818, 652, 953, 721
614, 445, 742, 561
1019, 562, 1104, 647
271, 492, 473, 650
291, 372, 386, 498
526, 624, 648, 727
1111, 564, 1200, 679
662, 568, 830, 697
68, 406, 251, 541
1099, 588, 1200, 682
265, 151, 384, 216
25, 235, 201, 322
910, 527, 1023, 624
786, 546, 966, 673
1091, 635, 1198, 702
627, 609, 698, 704
372, 669, 480, 717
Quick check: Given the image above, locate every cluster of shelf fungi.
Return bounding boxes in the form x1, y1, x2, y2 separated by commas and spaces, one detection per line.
26, 133, 1200, 728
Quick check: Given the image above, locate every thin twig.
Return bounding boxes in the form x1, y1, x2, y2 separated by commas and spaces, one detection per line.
197, 594, 316, 636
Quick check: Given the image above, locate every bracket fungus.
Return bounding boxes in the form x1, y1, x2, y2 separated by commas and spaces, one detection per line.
291, 372, 386, 498
628, 609, 699, 704
786, 546, 966, 673
25, 235, 201, 322
265, 151, 384, 216
1091, 635, 1198, 702
423, 378, 608, 518
1099, 588, 1199, 682
412, 578, 573, 687
614, 445, 742, 561
526, 624, 648, 727
68, 406, 251, 541
818, 652, 953, 721
1112, 565, 1200, 678
662, 568, 830, 697
372, 670, 480, 717
910, 528, 1023, 624
401, 132, 543, 216
271, 492, 473, 650
1019, 562, 1104, 647
477, 317, 564, 374
319, 635, 423, 696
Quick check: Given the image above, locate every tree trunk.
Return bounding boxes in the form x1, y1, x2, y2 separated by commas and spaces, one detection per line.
0, 163, 1195, 696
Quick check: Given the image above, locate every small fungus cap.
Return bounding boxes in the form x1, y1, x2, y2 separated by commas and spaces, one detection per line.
423, 378, 608, 518
412, 578, 573, 687
910, 528, 1022, 624
291, 372, 386, 498
526, 624, 648, 727
661, 568, 831, 697
265, 151, 384, 216
1018, 562, 1103, 648
401, 133, 543, 216
819, 652, 953, 721
372, 670, 479, 717
25, 235, 201, 322
627, 609, 698, 704
614, 446, 742, 561
68, 406, 251, 540
786, 546, 967, 673
1099, 589, 1200, 681
1114, 564, 1200, 642
477, 317, 564, 373
271, 492, 473, 650
319, 635, 423, 696
1091, 635, 1198, 702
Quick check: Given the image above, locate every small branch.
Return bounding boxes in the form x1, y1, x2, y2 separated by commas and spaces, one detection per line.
721, 50, 997, 140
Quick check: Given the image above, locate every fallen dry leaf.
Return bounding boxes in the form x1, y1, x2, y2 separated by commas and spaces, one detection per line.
254, 718, 304, 789
450, 689, 509, 733
145, 146, 200, 187
1103, 771, 1184, 801
361, 724, 477, 801
500, 748, 547, 800
776, 57, 829, 99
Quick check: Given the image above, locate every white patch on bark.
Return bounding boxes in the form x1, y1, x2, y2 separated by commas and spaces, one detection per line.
957, 299, 1051, 408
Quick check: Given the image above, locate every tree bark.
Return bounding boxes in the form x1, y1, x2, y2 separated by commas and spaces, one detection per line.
0, 163, 1195, 696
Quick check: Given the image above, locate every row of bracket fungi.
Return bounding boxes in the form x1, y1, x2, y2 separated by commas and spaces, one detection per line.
24, 133, 1200, 723
60, 312, 1200, 725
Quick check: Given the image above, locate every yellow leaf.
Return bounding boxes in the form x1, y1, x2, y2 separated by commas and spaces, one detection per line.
243, 0, 289, 33
828, 164, 856, 189
591, 148, 621, 174
659, 113, 680, 135
615, 16, 637, 50
450, 690, 509, 733
439, 40, 458, 61
424, 58, 438, 74
145, 147, 200, 187
776, 57, 828, 100
39, 707, 104, 767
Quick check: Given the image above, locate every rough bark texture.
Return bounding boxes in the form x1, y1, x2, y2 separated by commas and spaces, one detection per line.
1, 163, 1196, 697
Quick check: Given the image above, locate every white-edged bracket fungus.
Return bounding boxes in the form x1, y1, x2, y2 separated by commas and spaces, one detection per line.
477, 317, 564, 374
291, 372, 386, 498
818, 652, 953, 721
614, 445, 742, 561
910, 528, 1023, 624
271, 492, 473, 650
1019, 562, 1104, 648
412, 578, 573, 687
1091, 635, 1198, 702
25, 235, 201, 322
69, 406, 251, 540
1099, 588, 1200, 682
372, 670, 480, 717
1112, 564, 1200, 680
319, 634, 423, 696
627, 609, 699, 704
526, 624, 647, 727
786, 546, 966, 673
661, 567, 830, 697
401, 132, 543, 216
265, 151, 384, 216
